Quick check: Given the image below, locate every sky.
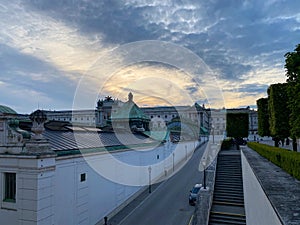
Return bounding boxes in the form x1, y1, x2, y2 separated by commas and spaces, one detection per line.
0, 0, 300, 114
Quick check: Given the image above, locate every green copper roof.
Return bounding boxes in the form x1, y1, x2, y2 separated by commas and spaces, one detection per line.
0, 105, 17, 114
111, 101, 150, 121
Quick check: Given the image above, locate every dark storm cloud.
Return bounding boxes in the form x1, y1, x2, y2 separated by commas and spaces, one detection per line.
25, 0, 157, 43
0, 0, 297, 112
25, 0, 300, 81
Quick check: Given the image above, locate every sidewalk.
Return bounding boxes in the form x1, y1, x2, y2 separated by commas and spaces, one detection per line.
241, 146, 300, 225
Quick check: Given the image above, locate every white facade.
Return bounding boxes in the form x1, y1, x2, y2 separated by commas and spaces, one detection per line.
45, 110, 97, 127
142, 104, 210, 130
209, 108, 258, 139
45, 95, 210, 133
0, 110, 200, 225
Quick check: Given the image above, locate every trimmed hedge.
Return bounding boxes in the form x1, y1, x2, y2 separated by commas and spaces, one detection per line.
221, 138, 233, 150
247, 142, 300, 180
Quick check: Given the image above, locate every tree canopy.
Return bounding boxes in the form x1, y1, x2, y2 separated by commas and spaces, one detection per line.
268, 83, 290, 144
284, 44, 300, 83
257, 98, 270, 137
226, 113, 249, 138
284, 44, 300, 139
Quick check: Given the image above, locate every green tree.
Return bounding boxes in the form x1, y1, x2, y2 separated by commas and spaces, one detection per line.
226, 113, 249, 138
284, 44, 300, 82
257, 98, 270, 137
284, 44, 300, 151
268, 83, 290, 147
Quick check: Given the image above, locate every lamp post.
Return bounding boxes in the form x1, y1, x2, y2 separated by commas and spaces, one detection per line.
202, 159, 207, 190
172, 152, 175, 172
212, 125, 215, 144
148, 166, 152, 193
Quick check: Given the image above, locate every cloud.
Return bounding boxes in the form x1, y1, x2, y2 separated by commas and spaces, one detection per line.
0, 80, 66, 114
0, 0, 114, 76
0, 43, 77, 107
1, 0, 300, 112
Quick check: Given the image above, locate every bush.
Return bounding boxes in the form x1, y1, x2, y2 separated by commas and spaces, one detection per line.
247, 142, 300, 180
221, 138, 234, 150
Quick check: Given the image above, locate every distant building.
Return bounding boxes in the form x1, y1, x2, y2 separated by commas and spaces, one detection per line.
44, 93, 211, 138
208, 108, 227, 137
0, 105, 200, 225
45, 109, 97, 126
208, 107, 258, 139
109, 92, 150, 131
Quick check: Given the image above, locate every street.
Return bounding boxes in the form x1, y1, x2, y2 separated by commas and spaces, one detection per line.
111, 142, 207, 225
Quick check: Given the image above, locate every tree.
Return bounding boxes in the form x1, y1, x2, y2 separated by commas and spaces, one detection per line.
226, 113, 249, 139
284, 44, 300, 151
257, 98, 270, 137
284, 44, 300, 83
268, 83, 290, 147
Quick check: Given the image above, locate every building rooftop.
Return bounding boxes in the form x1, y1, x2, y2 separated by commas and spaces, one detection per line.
43, 129, 155, 152
0, 105, 17, 115
17, 120, 157, 156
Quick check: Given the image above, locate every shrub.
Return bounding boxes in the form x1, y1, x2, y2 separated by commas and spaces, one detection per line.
221, 138, 234, 150
247, 142, 300, 180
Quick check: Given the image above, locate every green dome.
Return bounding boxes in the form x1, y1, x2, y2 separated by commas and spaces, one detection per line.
0, 105, 17, 114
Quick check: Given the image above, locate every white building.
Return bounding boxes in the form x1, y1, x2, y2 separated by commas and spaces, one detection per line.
208, 107, 258, 140
44, 94, 211, 135
0, 106, 200, 225
45, 109, 97, 126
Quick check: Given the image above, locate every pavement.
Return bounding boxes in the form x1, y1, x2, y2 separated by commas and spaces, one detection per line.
241, 146, 300, 225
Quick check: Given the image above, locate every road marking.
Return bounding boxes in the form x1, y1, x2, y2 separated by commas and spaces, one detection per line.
188, 214, 194, 225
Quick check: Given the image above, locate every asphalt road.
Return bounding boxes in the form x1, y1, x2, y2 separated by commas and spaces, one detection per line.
113, 142, 206, 225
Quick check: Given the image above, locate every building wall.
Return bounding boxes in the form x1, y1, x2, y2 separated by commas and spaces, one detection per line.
45, 110, 97, 127
0, 155, 56, 225
241, 151, 282, 225
53, 140, 198, 225
0, 140, 201, 225
209, 108, 258, 138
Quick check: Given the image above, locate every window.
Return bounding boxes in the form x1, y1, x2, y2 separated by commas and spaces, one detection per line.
4, 173, 16, 202
80, 173, 86, 182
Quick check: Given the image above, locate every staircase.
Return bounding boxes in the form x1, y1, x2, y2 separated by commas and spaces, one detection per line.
208, 149, 246, 225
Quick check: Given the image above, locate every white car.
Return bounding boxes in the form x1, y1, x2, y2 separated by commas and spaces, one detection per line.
189, 183, 202, 205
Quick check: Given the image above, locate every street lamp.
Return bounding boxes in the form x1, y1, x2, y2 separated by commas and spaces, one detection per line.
202, 158, 207, 190
172, 152, 175, 172
212, 125, 215, 144
148, 166, 152, 193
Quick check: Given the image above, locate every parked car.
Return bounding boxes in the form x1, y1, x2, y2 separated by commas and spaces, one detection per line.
189, 183, 202, 205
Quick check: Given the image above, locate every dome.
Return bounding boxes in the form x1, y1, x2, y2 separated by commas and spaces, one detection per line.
0, 105, 17, 115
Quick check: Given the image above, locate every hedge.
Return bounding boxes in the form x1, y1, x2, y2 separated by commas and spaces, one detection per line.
221, 138, 233, 150
247, 142, 300, 180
